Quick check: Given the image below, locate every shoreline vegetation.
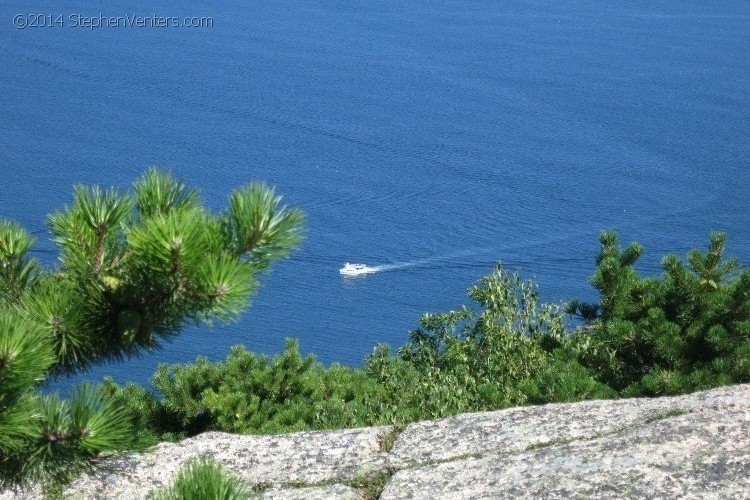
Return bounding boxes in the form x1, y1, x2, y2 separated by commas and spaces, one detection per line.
1, 171, 748, 497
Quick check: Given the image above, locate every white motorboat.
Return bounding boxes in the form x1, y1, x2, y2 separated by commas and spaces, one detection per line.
339, 262, 374, 276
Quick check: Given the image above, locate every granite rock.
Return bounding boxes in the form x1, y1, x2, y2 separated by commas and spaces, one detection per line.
381, 387, 750, 499
2, 385, 748, 499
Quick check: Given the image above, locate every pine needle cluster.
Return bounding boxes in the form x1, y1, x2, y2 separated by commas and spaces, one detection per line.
151, 459, 250, 500
568, 231, 750, 394
0, 169, 304, 494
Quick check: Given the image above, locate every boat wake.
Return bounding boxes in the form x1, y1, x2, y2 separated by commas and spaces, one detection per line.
340, 255, 462, 277
340, 229, 601, 278
370, 259, 432, 272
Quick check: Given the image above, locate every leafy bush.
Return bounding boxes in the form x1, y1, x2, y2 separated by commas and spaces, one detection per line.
372, 265, 614, 418
150, 459, 249, 500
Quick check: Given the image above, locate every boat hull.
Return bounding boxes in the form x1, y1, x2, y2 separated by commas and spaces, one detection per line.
339, 263, 375, 276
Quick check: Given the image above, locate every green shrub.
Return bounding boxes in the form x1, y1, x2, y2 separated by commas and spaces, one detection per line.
104, 233, 746, 452
569, 231, 749, 394
150, 459, 249, 500
105, 339, 389, 440
109, 264, 615, 441
379, 265, 613, 418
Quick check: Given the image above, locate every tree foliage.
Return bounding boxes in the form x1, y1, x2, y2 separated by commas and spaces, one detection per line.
101, 339, 386, 440
0, 170, 304, 494
569, 231, 749, 394
103, 233, 747, 447
381, 265, 613, 417
104, 265, 614, 442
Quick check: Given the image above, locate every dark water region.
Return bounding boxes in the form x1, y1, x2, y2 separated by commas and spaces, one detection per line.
0, 0, 748, 391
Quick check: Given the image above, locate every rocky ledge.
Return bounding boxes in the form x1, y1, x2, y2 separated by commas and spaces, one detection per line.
4, 384, 750, 499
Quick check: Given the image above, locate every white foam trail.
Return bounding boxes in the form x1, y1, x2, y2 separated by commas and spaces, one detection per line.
372, 245, 507, 272
349, 249, 482, 276
343, 228, 598, 277
372, 259, 432, 272
339, 259, 429, 277
346, 248, 502, 276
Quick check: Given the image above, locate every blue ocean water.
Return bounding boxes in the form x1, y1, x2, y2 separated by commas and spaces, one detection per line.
1, 0, 748, 391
